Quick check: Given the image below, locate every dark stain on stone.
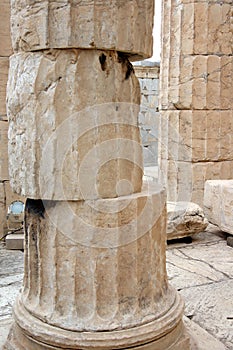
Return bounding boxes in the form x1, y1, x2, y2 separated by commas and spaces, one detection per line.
99, 53, 107, 71
117, 52, 134, 80
26, 199, 45, 219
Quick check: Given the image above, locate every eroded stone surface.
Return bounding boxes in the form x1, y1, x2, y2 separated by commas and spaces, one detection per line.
11, 0, 154, 60
181, 281, 233, 349
21, 184, 169, 332
7, 49, 143, 200
159, 110, 233, 163
159, 158, 233, 207
167, 201, 208, 240
160, 56, 233, 111
204, 180, 233, 235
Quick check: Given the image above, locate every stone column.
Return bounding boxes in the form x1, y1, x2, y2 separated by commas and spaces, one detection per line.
5, 1, 190, 349
159, 0, 233, 206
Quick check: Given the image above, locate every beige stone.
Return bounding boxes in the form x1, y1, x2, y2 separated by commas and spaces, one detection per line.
0, 0, 12, 56
4, 184, 189, 349
11, 0, 154, 60
161, 0, 232, 57
167, 202, 208, 240
160, 160, 233, 206
204, 180, 233, 235
0, 182, 6, 238
161, 55, 233, 111
7, 49, 143, 200
0, 121, 9, 181
0, 58, 9, 116
159, 110, 233, 163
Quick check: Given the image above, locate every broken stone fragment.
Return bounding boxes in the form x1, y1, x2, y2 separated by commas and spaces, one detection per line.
204, 180, 233, 235
167, 201, 208, 240
11, 0, 154, 60
7, 49, 143, 200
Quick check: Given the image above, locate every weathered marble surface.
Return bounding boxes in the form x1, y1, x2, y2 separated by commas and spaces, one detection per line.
7, 49, 143, 200
181, 281, 233, 349
159, 110, 233, 163
0, 243, 23, 320
11, 0, 154, 60
161, 56, 233, 111
21, 185, 168, 332
167, 202, 208, 240
159, 158, 233, 207
167, 240, 233, 290
204, 180, 233, 235
159, 0, 233, 208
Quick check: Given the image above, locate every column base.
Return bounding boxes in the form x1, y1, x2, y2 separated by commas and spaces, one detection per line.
4, 294, 190, 350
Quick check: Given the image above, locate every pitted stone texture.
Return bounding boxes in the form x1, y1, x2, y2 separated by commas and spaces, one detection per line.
167, 202, 208, 240
0, 183, 6, 238
204, 180, 233, 235
159, 110, 233, 163
7, 49, 143, 200
0, 0, 12, 56
160, 55, 233, 111
159, 159, 233, 206
11, 0, 154, 60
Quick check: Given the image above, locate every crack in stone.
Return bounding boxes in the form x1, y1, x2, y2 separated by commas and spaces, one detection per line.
175, 249, 231, 279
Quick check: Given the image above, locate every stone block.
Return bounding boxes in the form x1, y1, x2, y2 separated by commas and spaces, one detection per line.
0, 0, 12, 56
7, 50, 143, 200
0, 121, 9, 181
161, 56, 233, 111
159, 110, 233, 163
11, 0, 154, 60
167, 202, 208, 240
0, 58, 9, 116
162, 0, 232, 57
204, 180, 233, 235
5, 233, 24, 250
20, 183, 168, 333
160, 160, 233, 206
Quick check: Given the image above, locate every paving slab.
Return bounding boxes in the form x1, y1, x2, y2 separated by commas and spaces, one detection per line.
167, 240, 233, 290
0, 242, 23, 320
184, 316, 227, 350
181, 280, 233, 349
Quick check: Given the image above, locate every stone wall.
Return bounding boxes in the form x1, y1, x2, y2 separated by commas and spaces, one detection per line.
134, 62, 160, 166
159, 0, 233, 207
0, 0, 24, 238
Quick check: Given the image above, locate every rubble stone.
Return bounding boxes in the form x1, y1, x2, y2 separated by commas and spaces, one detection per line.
7, 49, 143, 200
204, 180, 233, 235
167, 202, 208, 240
11, 0, 154, 60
